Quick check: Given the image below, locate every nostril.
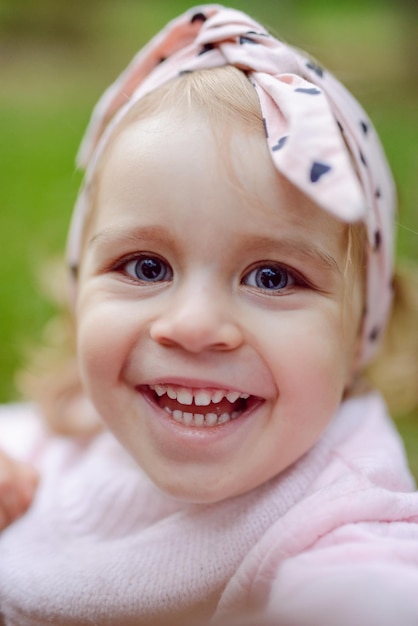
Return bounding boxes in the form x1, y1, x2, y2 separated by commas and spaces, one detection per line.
152, 335, 177, 348
149, 309, 243, 353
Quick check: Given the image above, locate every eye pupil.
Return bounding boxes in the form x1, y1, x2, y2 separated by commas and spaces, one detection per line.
257, 267, 287, 290
136, 258, 165, 281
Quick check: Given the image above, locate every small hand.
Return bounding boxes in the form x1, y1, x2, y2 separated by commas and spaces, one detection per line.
0, 451, 38, 531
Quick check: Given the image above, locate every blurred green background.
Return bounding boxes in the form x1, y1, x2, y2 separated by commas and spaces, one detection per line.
0, 0, 417, 465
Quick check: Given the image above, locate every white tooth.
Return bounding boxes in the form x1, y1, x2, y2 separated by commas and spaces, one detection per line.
194, 413, 204, 426
226, 391, 240, 403
231, 411, 240, 419
153, 384, 167, 397
183, 412, 193, 426
194, 390, 212, 406
167, 387, 177, 400
241, 393, 250, 399
177, 388, 193, 405
212, 390, 225, 403
173, 410, 183, 422
164, 406, 172, 415
218, 413, 230, 424
205, 413, 218, 426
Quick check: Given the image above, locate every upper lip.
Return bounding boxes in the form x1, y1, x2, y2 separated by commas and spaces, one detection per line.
137, 376, 266, 399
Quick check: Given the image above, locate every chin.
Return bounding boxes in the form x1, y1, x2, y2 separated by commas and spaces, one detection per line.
150, 473, 243, 505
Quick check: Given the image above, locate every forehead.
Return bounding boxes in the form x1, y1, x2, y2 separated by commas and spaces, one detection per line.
89, 108, 347, 259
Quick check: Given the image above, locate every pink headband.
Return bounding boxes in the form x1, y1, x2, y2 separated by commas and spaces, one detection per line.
68, 4, 396, 366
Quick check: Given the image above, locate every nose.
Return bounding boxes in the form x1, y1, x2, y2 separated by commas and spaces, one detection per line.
149, 286, 243, 353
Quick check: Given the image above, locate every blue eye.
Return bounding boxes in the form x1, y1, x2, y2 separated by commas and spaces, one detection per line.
124, 256, 172, 282
243, 264, 294, 291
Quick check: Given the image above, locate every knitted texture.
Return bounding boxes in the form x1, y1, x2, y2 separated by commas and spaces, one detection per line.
1, 395, 418, 625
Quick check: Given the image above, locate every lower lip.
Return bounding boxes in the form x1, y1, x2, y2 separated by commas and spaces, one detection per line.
137, 387, 264, 455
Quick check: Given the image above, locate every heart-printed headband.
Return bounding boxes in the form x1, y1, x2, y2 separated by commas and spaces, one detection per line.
68, 4, 396, 366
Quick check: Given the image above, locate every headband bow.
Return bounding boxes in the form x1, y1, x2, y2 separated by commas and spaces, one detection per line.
68, 4, 396, 366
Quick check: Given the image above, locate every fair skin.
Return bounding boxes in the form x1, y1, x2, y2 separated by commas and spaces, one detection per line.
76, 107, 363, 504
0, 452, 38, 530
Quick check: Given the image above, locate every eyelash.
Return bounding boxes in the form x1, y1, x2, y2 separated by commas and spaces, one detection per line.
241, 263, 305, 294
114, 254, 173, 283
112, 255, 307, 293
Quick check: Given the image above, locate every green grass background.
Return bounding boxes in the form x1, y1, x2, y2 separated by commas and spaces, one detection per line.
0, 0, 417, 467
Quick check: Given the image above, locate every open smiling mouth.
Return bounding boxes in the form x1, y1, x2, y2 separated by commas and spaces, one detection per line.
142, 384, 261, 428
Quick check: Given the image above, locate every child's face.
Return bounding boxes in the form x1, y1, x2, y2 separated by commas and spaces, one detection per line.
76, 109, 363, 503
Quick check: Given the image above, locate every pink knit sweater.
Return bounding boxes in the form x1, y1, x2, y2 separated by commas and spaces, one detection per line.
1, 393, 418, 625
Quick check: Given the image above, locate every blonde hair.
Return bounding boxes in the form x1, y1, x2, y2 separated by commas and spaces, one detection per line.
365, 265, 418, 415
17, 66, 418, 435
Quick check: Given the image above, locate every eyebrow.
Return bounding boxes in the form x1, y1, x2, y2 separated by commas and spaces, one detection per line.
88, 225, 174, 249
239, 234, 342, 274
88, 226, 341, 274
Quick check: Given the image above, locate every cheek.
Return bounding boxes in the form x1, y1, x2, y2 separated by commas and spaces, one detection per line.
262, 314, 352, 463
75, 299, 136, 397
261, 309, 354, 397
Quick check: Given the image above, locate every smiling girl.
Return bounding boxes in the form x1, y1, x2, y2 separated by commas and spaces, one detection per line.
1, 5, 418, 625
